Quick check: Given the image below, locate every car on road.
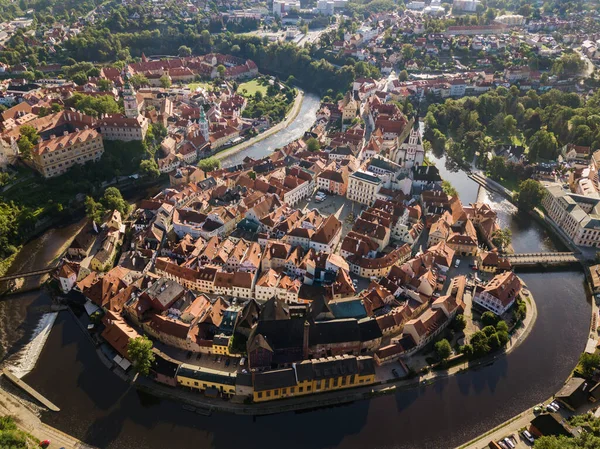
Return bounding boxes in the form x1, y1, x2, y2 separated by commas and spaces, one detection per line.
455, 259, 461, 268
391, 369, 399, 378
225, 358, 230, 367
522, 430, 535, 444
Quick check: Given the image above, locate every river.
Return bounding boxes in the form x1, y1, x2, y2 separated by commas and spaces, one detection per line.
220, 92, 321, 167
0, 108, 592, 449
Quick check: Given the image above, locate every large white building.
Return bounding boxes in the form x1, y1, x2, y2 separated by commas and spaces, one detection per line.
542, 183, 600, 248
452, 0, 480, 12
272, 0, 300, 16
347, 170, 382, 206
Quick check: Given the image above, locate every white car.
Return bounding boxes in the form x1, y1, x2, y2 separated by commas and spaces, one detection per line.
522, 430, 535, 444
550, 401, 560, 411
503, 437, 516, 449
454, 259, 461, 268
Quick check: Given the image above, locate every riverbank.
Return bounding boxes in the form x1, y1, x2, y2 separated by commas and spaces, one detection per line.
0, 379, 97, 449
72, 285, 538, 417
214, 89, 305, 162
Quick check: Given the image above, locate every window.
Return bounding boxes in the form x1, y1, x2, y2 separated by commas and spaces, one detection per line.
266, 391, 271, 397
257, 392, 263, 398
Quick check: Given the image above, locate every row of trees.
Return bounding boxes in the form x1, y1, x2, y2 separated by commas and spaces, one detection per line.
426, 87, 600, 167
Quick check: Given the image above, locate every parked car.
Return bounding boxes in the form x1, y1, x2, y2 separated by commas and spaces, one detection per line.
522, 430, 535, 444
503, 437, 516, 449
546, 403, 558, 413
225, 358, 231, 367
455, 259, 461, 268
391, 369, 399, 378
550, 401, 560, 411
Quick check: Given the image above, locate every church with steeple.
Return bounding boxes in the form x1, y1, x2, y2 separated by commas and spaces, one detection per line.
390, 118, 424, 169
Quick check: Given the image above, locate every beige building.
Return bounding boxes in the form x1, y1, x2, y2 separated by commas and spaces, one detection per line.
98, 114, 149, 141
32, 128, 104, 178
346, 170, 382, 206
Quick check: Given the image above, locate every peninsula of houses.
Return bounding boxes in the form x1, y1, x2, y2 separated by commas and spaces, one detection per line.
54, 87, 527, 405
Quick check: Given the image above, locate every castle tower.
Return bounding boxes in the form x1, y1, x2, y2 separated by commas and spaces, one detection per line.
123, 83, 140, 119
199, 107, 209, 141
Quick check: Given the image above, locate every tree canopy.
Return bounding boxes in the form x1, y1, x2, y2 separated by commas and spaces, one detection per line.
127, 335, 155, 376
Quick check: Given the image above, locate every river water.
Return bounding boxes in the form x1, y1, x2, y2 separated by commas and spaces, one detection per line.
221, 92, 321, 166
0, 104, 592, 449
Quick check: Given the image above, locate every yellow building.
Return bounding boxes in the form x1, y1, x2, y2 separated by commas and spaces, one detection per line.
176, 364, 237, 397
32, 128, 104, 178
252, 355, 376, 402
212, 334, 231, 356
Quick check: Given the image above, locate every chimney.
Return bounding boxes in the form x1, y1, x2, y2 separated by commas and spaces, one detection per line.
302, 320, 310, 359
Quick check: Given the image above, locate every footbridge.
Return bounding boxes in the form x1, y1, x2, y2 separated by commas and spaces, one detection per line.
506, 252, 581, 267
0, 267, 56, 282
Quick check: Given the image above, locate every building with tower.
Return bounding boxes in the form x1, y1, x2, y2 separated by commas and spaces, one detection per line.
199, 107, 209, 141
123, 83, 143, 119
391, 121, 424, 169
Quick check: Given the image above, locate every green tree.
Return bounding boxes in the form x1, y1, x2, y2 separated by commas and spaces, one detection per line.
159, 75, 171, 88
528, 129, 558, 162
306, 137, 320, 152
491, 228, 512, 251
471, 331, 491, 357
98, 78, 112, 92
127, 336, 155, 376
402, 43, 415, 60
398, 70, 409, 82
496, 320, 509, 333
452, 314, 467, 332
101, 187, 130, 217
434, 339, 452, 361
198, 157, 221, 173
481, 311, 499, 327
20, 125, 39, 144
139, 159, 160, 179
579, 352, 600, 378
515, 179, 545, 211
217, 64, 226, 79
85, 196, 105, 223
178, 45, 192, 57
17, 136, 33, 159
460, 344, 474, 357
441, 180, 457, 197
129, 74, 149, 89
487, 156, 506, 181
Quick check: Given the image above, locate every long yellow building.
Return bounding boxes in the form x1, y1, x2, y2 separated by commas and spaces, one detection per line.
177, 364, 237, 398
252, 355, 376, 402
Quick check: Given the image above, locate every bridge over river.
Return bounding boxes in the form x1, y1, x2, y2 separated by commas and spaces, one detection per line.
506, 252, 582, 267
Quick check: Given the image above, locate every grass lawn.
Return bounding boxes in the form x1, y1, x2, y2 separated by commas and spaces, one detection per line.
237, 79, 268, 97
188, 82, 211, 91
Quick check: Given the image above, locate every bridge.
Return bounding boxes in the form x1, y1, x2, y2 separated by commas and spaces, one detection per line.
506, 252, 581, 267
0, 267, 56, 282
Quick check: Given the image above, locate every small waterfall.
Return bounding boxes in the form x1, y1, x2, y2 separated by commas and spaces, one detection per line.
6, 312, 58, 379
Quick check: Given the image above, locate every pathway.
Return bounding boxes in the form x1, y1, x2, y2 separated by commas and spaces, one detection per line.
0, 384, 97, 449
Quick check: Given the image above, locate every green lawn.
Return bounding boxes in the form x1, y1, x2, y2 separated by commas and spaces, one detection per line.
188, 82, 211, 91
237, 79, 269, 97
